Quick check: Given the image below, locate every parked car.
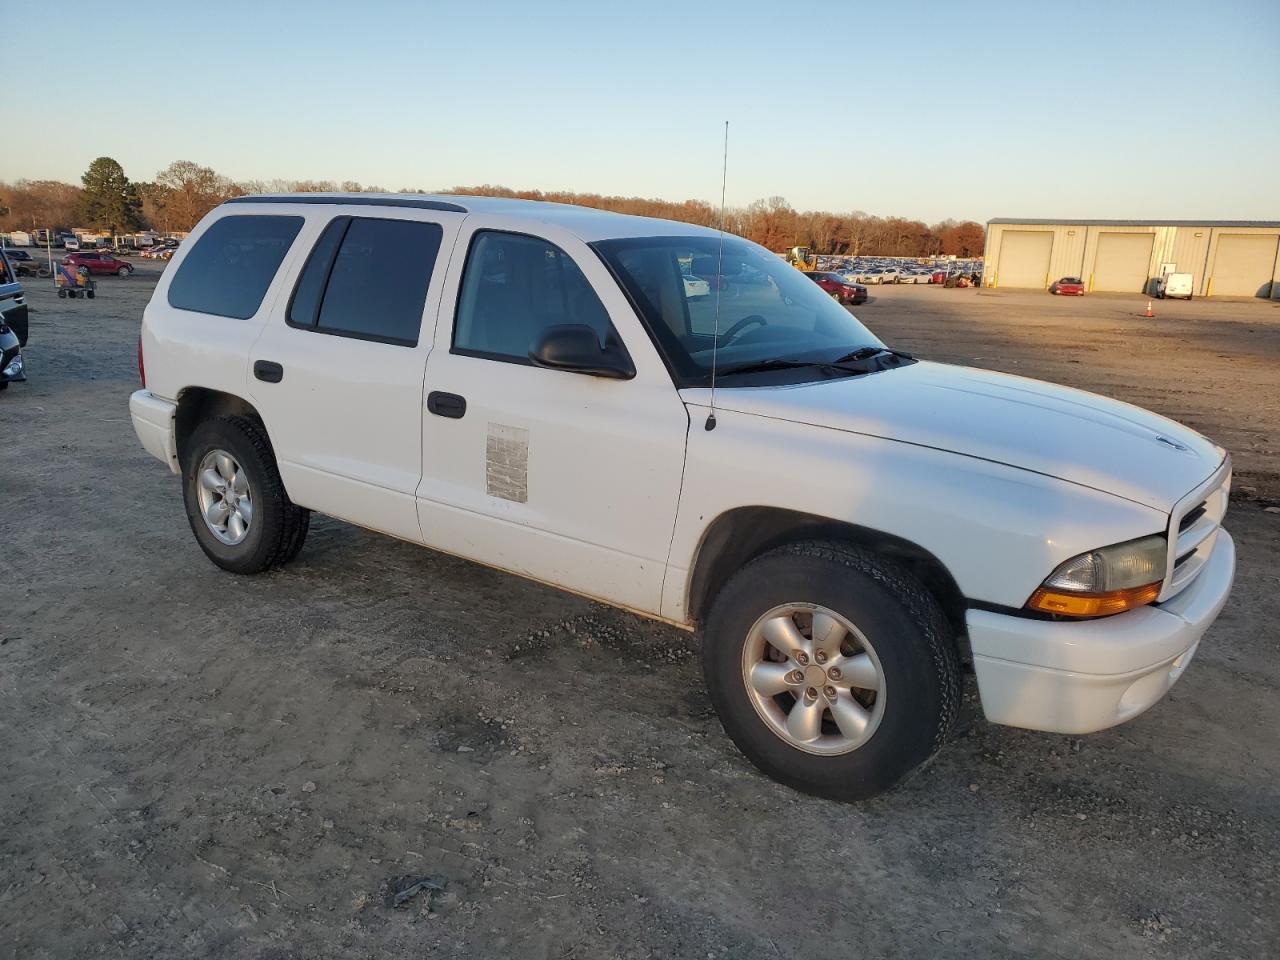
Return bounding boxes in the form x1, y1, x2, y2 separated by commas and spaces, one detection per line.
860, 268, 896, 285
131, 193, 1236, 802
1050, 277, 1085, 296
63, 236, 81, 252
63, 252, 135, 276
803, 271, 868, 304
897, 270, 931, 284
0, 319, 24, 392
1, 248, 30, 375
141, 242, 177, 260
1, 248, 41, 277
682, 274, 711, 299
1156, 273, 1193, 300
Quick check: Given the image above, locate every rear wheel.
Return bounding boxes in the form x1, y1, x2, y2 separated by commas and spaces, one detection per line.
117, 265, 132, 277
701, 541, 960, 801
181, 415, 310, 574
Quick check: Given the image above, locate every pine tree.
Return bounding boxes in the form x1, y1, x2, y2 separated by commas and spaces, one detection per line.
76, 157, 144, 233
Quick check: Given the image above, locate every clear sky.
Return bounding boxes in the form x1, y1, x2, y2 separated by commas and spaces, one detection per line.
6, 0, 1278, 223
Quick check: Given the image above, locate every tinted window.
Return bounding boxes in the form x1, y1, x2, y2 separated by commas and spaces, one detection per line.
289, 216, 441, 346
453, 231, 615, 361
288, 218, 347, 329
168, 215, 303, 319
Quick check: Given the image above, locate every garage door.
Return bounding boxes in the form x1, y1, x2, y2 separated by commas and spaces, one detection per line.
1092, 233, 1154, 292
996, 231, 1053, 288
1210, 234, 1279, 297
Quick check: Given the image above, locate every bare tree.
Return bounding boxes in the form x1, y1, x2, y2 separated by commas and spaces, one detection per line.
153, 161, 239, 231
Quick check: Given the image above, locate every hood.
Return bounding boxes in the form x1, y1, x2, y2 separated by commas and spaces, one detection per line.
684, 361, 1224, 511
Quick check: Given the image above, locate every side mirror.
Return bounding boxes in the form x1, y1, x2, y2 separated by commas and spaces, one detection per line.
529, 324, 635, 380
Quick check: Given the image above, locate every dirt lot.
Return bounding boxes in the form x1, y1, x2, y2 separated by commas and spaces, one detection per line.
2, 265, 1278, 959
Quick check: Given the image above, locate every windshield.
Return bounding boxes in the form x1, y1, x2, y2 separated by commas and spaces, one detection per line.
593, 235, 883, 385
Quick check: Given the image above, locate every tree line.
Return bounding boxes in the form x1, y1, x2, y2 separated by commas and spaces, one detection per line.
0, 158, 985, 257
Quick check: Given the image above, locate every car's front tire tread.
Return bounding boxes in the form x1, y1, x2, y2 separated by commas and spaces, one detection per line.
182, 415, 309, 574
701, 539, 961, 801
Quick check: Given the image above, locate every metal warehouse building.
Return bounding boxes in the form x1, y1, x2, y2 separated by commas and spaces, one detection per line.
983, 219, 1280, 298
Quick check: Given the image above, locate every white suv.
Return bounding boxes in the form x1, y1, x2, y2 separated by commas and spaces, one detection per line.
130, 194, 1236, 801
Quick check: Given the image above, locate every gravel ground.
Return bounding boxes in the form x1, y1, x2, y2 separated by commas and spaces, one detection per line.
2, 265, 1277, 959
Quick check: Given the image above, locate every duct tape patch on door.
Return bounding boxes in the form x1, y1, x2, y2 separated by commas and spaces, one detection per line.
486, 423, 529, 503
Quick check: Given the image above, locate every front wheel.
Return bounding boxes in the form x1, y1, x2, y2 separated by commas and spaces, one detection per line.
181, 415, 310, 574
701, 541, 960, 801
118, 265, 132, 277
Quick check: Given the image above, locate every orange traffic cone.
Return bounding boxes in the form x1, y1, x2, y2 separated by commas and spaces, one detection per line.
1144, 300, 1154, 318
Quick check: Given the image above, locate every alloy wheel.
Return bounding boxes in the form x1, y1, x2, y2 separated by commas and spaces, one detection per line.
741, 603, 886, 756
196, 449, 253, 545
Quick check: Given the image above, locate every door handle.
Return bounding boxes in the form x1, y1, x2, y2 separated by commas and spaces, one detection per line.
254, 360, 284, 383
427, 391, 466, 419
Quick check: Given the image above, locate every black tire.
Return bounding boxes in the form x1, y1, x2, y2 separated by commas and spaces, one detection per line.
57, 289, 67, 298
118, 265, 132, 277
701, 540, 960, 801
0, 381, 8, 392
181, 415, 310, 574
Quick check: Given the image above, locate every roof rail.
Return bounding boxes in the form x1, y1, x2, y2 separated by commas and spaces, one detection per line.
224, 195, 468, 214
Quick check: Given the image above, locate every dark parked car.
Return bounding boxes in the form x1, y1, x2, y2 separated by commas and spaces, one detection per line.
802, 271, 868, 305
1, 248, 42, 277
62, 251, 135, 277
0, 320, 24, 391
1, 250, 28, 388
1050, 276, 1085, 296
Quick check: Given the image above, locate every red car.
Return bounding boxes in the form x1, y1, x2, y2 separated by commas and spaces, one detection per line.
62, 252, 135, 277
803, 271, 868, 305
1050, 276, 1085, 296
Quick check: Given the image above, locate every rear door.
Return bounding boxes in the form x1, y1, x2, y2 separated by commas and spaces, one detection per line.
248, 208, 465, 543
416, 217, 689, 615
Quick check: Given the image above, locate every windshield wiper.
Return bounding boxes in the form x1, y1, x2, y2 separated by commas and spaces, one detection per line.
715, 348, 916, 380
715, 358, 845, 377
833, 346, 914, 364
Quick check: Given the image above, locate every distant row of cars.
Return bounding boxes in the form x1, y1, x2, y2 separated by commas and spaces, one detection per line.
845, 265, 936, 285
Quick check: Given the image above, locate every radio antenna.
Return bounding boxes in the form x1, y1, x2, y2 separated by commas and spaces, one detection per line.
705, 120, 729, 432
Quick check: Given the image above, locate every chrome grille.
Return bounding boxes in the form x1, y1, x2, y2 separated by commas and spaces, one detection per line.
1161, 461, 1230, 601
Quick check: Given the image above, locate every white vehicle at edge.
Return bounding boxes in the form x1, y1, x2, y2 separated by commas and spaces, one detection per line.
130, 193, 1236, 802
682, 273, 710, 299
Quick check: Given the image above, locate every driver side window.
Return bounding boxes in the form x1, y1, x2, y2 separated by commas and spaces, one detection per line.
452, 231, 618, 363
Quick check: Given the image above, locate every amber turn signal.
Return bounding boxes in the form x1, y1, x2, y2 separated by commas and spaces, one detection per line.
1027, 581, 1162, 617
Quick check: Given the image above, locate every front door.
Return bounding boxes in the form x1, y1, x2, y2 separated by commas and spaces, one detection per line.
249, 209, 464, 543
417, 218, 689, 616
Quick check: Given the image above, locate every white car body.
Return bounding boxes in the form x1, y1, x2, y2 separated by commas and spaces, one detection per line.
1159, 273, 1194, 300
682, 274, 710, 298
63, 237, 80, 252
131, 193, 1235, 744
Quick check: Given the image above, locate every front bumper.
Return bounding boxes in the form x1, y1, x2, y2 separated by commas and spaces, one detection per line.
967, 529, 1236, 734
129, 389, 180, 473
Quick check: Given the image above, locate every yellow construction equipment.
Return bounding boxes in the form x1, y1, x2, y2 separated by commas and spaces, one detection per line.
784, 246, 818, 271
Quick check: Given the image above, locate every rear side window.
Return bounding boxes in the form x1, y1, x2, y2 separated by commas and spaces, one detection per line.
452, 230, 615, 362
167, 215, 303, 319
288, 216, 442, 346
167, 215, 302, 317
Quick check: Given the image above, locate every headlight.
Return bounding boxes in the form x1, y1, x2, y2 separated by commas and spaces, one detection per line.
2, 354, 22, 378
1026, 534, 1167, 617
